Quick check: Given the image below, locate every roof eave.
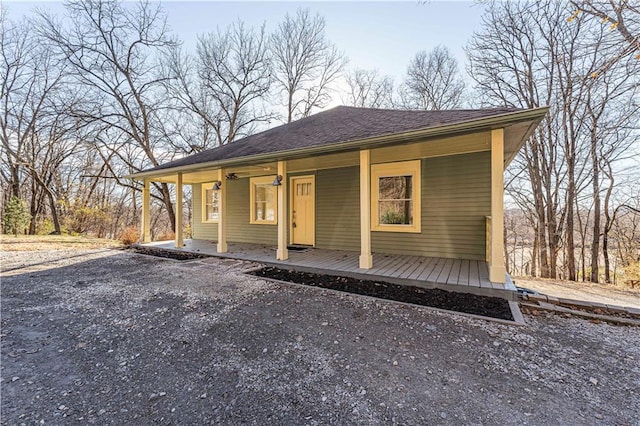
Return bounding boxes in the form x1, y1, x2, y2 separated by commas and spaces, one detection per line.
126, 106, 549, 180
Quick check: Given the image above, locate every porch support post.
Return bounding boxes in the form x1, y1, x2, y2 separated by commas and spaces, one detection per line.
175, 172, 184, 248
217, 168, 227, 253
141, 178, 151, 243
489, 129, 506, 283
276, 160, 288, 261
359, 149, 373, 269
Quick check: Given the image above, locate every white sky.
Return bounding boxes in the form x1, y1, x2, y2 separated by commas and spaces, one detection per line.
3, 1, 486, 85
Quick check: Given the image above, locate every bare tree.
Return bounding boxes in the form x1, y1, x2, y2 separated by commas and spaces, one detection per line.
469, 0, 639, 283
400, 45, 465, 110
342, 68, 394, 108
271, 8, 347, 122
36, 0, 180, 231
570, 0, 639, 65
165, 20, 273, 148
0, 13, 81, 234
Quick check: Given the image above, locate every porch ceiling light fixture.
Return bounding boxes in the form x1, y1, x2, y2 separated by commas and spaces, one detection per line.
225, 173, 238, 180
212, 181, 222, 191
272, 175, 283, 186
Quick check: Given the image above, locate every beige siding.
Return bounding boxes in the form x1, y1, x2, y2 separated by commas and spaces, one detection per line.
191, 183, 218, 240
372, 151, 490, 259
316, 167, 361, 251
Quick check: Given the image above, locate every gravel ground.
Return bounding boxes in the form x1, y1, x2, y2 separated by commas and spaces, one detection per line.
1, 249, 639, 425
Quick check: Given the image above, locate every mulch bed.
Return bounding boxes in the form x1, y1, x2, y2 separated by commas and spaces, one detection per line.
127, 245, 213, 261
250, 267, 514, 321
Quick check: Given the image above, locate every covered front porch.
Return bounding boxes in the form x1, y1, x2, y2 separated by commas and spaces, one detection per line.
142, 239, 518, 300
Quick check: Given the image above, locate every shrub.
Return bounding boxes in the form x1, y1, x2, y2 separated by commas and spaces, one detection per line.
119, 226, 140, 245
3, 196, 30, 236
380, 211, 408, 225
36, 218, 56, 235
157, 230, 175, 241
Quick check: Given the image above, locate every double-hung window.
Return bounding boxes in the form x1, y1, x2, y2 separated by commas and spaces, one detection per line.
201, 183, 220, 223
250, 176, 277, 224
371, 160, 421, 233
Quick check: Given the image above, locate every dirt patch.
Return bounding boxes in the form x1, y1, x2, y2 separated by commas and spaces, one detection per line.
2, 250, 639, 424
250, 266, 513, 321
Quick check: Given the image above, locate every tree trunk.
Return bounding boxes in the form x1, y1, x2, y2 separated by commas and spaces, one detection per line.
590, 133, 600, 283
29, 183, 38, 235
566, 176, 576, 280
159, 182, 176, 232
531, 226, 538, 278
47, 189, 61, 234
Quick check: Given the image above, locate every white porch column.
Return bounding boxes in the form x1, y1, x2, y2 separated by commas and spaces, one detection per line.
489, 129, 506, 283
217, 168, 227, 253
276, 160, 288, 261
359, 149, 373, 269
141, 178, 151, 243
175, 172, 184, 248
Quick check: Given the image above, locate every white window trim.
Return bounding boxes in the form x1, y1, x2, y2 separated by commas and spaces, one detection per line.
201, 182, 219, 223
250, 176, 278, 225
371, 160, 421, 233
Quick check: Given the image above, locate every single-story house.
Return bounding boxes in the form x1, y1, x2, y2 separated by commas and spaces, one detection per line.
129, 106, 547, 288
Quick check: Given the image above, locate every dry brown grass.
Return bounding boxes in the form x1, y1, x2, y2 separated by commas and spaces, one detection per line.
514, 276, 640, 308
119, 226, 140, 245
0, 234, 122, 252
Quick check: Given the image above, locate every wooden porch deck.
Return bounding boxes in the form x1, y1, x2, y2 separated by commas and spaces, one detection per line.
143, 239, 517, 299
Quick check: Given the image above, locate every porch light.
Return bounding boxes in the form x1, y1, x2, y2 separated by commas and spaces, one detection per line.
272, 175, 283, 186
212, 181, 222, 190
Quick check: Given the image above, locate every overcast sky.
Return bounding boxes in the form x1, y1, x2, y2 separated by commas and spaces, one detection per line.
3, 1, 486, 85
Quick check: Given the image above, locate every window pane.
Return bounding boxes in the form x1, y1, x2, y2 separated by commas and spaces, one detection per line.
265, 200, 275, 221
379, 200, 413, 225
253, 181, 276, 223
206, 204, 218, 221
204, 189, 219, 221
379, 176, 412, 200
256, 186, 266, 202
378, 175, 413, 225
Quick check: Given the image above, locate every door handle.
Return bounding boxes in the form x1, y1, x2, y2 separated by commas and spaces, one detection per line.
293, 223, 297, 228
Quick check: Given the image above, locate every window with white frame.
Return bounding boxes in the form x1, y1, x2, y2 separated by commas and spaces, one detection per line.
201, 183, 219, 223
371, 160, 421, 233
250, 176, 277, 224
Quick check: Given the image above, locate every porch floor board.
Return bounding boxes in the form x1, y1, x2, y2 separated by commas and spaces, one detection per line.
142, 239, 517, 299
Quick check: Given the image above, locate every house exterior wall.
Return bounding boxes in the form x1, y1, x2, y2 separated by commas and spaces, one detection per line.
314, 151, 490, 259
192, 178, 277, 245
371, 151, 491, 260
192, 151, 490, 260
192, 183, 218, 240
315, 167, 361, 251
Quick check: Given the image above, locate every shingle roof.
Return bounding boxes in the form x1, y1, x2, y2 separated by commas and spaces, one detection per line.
146, 105, 522, 173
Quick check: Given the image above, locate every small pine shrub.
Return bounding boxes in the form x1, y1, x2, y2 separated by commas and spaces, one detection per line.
3, 196, 30, 236
119, 226, 140, 245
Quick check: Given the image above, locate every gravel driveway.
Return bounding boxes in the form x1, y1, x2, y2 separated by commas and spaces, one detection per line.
1, 249, 639, 425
